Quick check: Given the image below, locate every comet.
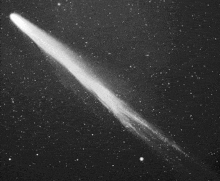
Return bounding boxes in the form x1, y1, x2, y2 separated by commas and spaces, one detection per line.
10, 13, 187, 160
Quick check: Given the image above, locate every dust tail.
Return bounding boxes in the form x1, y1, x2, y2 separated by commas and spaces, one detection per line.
10, 13, 219, 180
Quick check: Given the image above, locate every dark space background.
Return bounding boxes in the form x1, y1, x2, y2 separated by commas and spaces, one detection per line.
1, 0, 220, 180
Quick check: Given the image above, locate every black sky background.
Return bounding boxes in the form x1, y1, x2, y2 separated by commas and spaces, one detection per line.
1, 0, 220, 180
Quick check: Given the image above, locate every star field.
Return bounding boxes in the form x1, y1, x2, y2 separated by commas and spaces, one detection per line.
1, 0, 220, 180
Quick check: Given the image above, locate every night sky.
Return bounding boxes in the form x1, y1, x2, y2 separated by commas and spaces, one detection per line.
1, 0, 220, 180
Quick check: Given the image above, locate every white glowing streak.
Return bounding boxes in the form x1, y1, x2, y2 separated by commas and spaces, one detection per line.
10, 13, 187, 156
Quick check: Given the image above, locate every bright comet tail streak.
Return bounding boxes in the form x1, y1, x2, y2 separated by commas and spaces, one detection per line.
10, 13, 188, 159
